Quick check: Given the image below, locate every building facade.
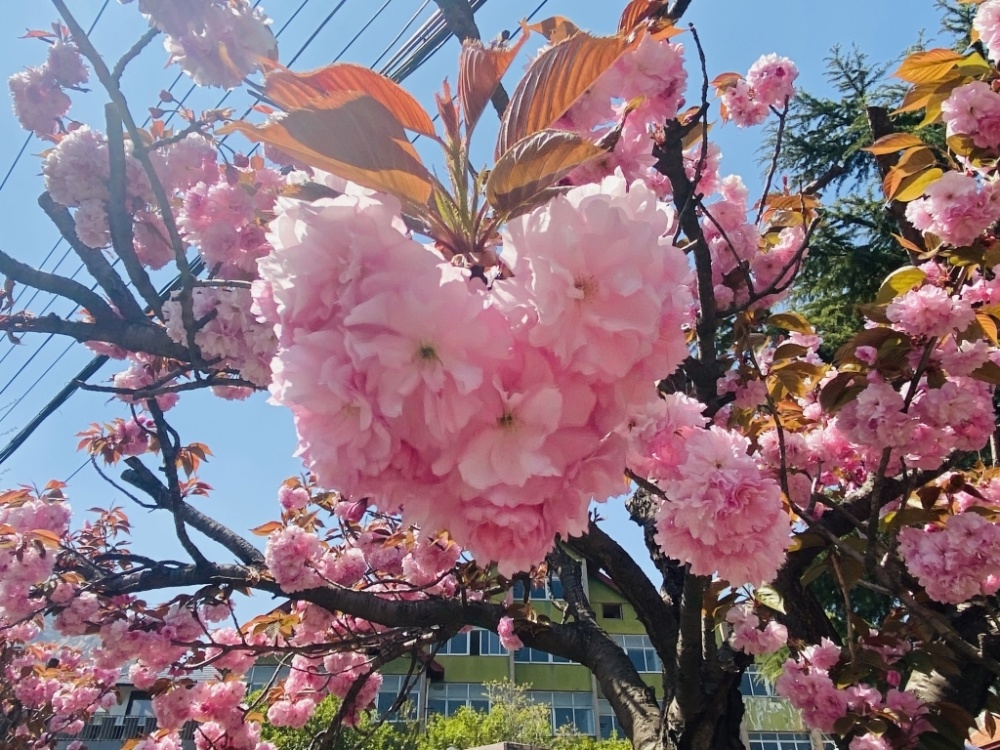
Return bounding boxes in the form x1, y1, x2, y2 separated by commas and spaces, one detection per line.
56, 563, 822, 750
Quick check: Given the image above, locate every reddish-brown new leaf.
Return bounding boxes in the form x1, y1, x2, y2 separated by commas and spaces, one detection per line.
496, 31, 633, 159
222, 91, 434, 208
486, 129, 604, 212
618, 0, 670, 33
525, 16, 582, 43
261, 62, 437, 138
459, 34, 529, 134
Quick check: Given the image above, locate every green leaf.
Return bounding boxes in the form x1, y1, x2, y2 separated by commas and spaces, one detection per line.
875, 267, 927, 304
486, 129, 604, 213
767, 312, 814, 334
754, 584, 786, 614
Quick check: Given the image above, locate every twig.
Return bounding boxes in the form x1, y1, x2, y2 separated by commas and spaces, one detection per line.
37, 192, 146, 321
105, 103, 164, 319
111, 27, 159, 84
755, 102, 788, 226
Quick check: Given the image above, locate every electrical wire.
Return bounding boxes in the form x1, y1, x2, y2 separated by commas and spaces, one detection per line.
0, 0, 321, 392
2, 0, 510, 473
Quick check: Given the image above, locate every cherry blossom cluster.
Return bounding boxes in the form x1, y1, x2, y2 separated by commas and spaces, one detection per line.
177, 163, 283, 279
0, 493, 72, 622
776, 638, 929, 749
975, 0, 1000, 64
904, 171, 1000, 248
257, 174, 694, 574
131, 0, 277, 89
725, 603, 787, 655
701, 176, 808, 310
266, 653, 382, 730
650, 422, 790, 585
561, 35, 687, 194
1, 630, 119, 748
8, 39, 88, 139
941, 80, 1000, 151
717, 53, 799, 127
163, 287, 277, 388
898, 504, 1000, 604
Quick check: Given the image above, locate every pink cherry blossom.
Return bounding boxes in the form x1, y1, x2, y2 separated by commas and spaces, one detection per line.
904, 171, 1000, 247
497, 616, 524, 650
898, 511, 1000, 604
942, 81, 1000, 150
653, 426, 790, 585
975, 0, 1000, 62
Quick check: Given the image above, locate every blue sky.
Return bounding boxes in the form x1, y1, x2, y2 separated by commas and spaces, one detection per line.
0, 0, 949, 615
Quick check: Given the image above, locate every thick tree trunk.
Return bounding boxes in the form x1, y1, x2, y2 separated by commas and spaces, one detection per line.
665, 674, 747, 750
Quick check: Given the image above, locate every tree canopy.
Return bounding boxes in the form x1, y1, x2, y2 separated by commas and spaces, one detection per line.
4, 2, 1000, 750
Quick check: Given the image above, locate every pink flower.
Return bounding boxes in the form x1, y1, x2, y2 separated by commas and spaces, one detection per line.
267, 698, 316, 729
139, 0, 277, 89
746, 54, 798, 108
654, 427, 790, 585
942, 81, 1000, 150
898, 512, 1000, 603
975, 0, 1000, 62
886, 285, 975, 339
264, 526, 325, 593
850, 735, 888, 750
904, 171, 1000, 247
45, 42, 88, 88
8, 66, 70, 138
163, 287, 276, 387
720, 79, 769, 127
497, 616, 524, 650
726, 604, 787, 655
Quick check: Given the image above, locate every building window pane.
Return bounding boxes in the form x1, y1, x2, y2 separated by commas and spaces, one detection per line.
529, 692, 595, 735
601, 603, 624, 619
609, 635, 660, 673
479, 630, 509, 656
747, 732, 831, 750
376, 674, 417, 720
740, 666, 774, 697
438, 632, 470, 655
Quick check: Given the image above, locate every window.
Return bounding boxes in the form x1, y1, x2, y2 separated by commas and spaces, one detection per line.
426, 683, 489, 717
601, 603, 624, 620
514, 646, 571, 664
511, 578, 564, 601
247, 663, 291, 694
746, 731, 834, 750
597, 699, 625, 740
436, 631, 470, 655
529, 691, 594, 735
376, 674, 418, 720
610, 635, 660, 673
125, 692, 155, 718
740, 665, 775, 698
478, 630, 509, 656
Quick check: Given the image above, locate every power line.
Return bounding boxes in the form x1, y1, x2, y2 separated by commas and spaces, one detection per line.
0, 0, 325, 396
2, 0, 464, 469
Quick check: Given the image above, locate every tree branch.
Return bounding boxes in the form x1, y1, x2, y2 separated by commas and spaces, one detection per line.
0, 312, 187, 358
38, 192, 147, 322
105, 104, 164, 319
121, 456, 265, 567
0, 245, 112, 320
568, 521, 678, 681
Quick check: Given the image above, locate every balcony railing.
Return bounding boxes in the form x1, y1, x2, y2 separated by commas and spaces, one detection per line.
55, 715, 196, 742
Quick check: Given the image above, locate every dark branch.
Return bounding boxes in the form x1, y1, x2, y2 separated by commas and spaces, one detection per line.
121, 456, 265, 567
105, 103, 165, 319
0, 245, 112, 320
38, 192, 147, 321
